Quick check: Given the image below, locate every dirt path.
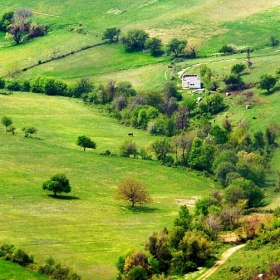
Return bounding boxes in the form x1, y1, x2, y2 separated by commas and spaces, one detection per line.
197, 244, 245, 280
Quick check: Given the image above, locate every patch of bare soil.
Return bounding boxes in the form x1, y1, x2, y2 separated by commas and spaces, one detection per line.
175, 196, 200, 208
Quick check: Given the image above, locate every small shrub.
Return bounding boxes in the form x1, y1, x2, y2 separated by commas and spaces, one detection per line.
99, 150, 111, 156
0, 77, 5, 89
230, 266, 242, 273
6, 80, 21, 91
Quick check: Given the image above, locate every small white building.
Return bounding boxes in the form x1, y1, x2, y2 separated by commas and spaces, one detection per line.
182, 74, 201, 89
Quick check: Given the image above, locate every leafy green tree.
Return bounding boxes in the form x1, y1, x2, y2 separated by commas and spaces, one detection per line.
200, 144, 216, 172
209, 125, 228, 144
1, 116, 12, 131
0, 77, 5, 89
42, 173, 71, 197
188, 137, 203, 170
116, 81, 136, 97
253, 130, 265, 150
166, 38, 186, 57
44, 78, 68, 96
194, 196, 218, 216
151, 138, 172, 163
214, 161, 236, 187
229, 178, 264, 208
182, 98, 197, 116
163, 81, 182, 101
259, 74, 277, 93
76, 135, 96, 151
102, 27, 120, 43
174, 205, 193, 231
120, 140, 137, 158
0, 11, 14, 32
207, 93, 227, 114
177, 230, 211, 271
70, 78, 94, 98
231, 63, 246, 76
145, 229, 172, 273
115, 178, 152, 207
224, 74, 244, 90
121, 29, 149, 51
219, 45, 235, 54
144, 37, 163, 56
224, 184, 245, 205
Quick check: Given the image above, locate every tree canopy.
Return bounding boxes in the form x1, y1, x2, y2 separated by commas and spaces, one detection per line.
102, 27, 120, 43
259, 74, 277, 93
1, 116, 12, 131
115, 178, 152, 207
42, 173, 71, 197
166, 38, 186, 57
121, 29, 149, 52
76, 135, 96, 151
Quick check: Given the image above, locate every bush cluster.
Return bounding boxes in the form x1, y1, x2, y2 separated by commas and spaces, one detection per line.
0, 244, 81, 279
0, 244, 34, 267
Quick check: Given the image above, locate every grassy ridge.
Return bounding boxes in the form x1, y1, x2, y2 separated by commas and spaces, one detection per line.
1, 0, 280, 83
0, 92, 215, 279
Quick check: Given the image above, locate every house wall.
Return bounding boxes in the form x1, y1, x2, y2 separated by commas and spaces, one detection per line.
182, 75, 201, 89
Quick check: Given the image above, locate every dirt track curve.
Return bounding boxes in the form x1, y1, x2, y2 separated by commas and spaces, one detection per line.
197, 244, 245, 280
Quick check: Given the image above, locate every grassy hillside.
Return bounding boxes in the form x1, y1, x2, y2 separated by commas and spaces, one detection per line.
0, 0, 280, 86
1, 1, 280, 279
0, 92, 215, 279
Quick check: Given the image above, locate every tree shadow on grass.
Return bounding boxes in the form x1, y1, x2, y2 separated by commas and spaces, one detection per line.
47, 194, 80, 200
260, 86, 280, 96
121, 205, 158, 213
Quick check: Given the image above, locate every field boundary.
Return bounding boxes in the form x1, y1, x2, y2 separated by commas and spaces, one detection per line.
22, 42, 106, 72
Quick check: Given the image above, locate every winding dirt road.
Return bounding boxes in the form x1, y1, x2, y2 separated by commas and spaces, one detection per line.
197, 244, 245, 280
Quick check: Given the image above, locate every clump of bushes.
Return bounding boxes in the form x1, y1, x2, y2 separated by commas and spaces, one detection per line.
38, 257, 81, 280
0, 244, 81, 279
0, 244, 34, 267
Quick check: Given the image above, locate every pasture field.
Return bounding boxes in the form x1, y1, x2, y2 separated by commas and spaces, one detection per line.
0, 0, 280, 85
0, 92, 215, 279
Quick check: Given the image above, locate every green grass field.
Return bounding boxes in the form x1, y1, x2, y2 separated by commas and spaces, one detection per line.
0, 92, 215, 279
0, 259, 49, 280
1, 0, 280, 85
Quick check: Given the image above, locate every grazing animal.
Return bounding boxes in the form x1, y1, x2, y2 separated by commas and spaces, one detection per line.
128, 133, 133, 136
246, 104, 251, 109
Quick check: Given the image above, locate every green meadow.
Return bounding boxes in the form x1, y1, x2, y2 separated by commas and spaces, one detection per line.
0, 258, 49, 280
0, 92, 215, 279
1, 0, 280, 279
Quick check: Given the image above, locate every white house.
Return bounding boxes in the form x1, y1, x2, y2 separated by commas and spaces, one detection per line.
182, 74, 201, 89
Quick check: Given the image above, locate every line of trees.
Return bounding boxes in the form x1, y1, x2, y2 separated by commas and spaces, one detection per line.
103, 27, 202, 58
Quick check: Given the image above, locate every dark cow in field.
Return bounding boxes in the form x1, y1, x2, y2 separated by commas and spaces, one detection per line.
128, 133, 133, 136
